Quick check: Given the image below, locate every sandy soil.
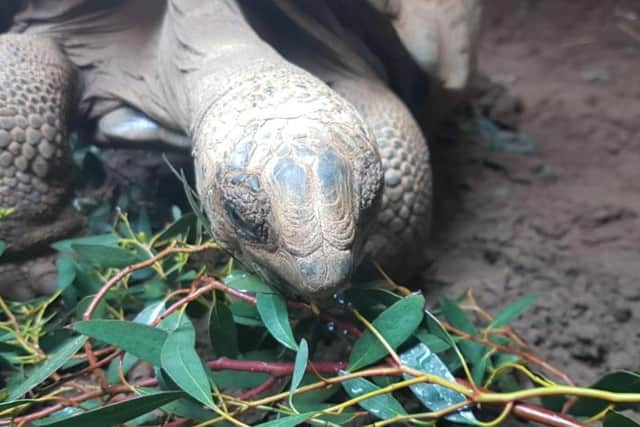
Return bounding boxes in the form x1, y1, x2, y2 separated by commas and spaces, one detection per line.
422, 0, 640, 402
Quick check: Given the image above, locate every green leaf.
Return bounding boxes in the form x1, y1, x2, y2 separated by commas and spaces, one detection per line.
0, 341, 25, 353
74, 320, 167, 366
440, 298, 478, 335
55, 256, 76, 291
36, 391, 184, 427
289, 338, 308, 408
106, 302, 166, 382
400, 342, 477, 424
224, 270, 275, 294
9, 336, 86, 400
341, 373, 407, 420
440, 298, 485, 365
488, 295, 538, 329
154, 213, 197, 242
570, 371, 640, 417
161, 327, 215, 408
292, 403, 358, 425
138, 387, 214, 422
348, 294, 425, 371
604, 411, 640, 427
256, 293, 298, 351
163, 155, 211, 236
254, 412, 316, 427
415, 329, 453, 353
0, 399, 37, 413
230, 300, 262, 326
51, 234, 118, 252
0, 240, 5, 257
292, 374, 339, 404
73, 244, 144, 269
209, 298, 239, 357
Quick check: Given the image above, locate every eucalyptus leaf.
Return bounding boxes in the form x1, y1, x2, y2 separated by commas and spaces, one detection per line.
0, 399, 37, 413
106, 301, 166, 382
73, 244, 144, 269
256, 293, 298, 350
51, 234, 118, 253
488, 295, 538, 329
604, 411, 640, 427
292, 403, 358, 425
289, 338, 308, 407
154, 213, 197, 242
224, 270, 275, 294
209, 298, 239, 357
55, 256, 76, 291
74, 320, 167, 366
36, 391, 184, 427
415, 329, 453, 353
161, 327, 215, 408
400, 342, 477, 425
440, 298, 485, 365
340, 373, 407, 420
9, 336, 86, 400
230, 300, 263, 326
254, 412, 316, 427
570, 371, 640, 416
348, 293, 424, 371
292, 374, 339, 404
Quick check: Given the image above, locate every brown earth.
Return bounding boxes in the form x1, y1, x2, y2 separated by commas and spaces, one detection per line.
421, 0, 640, 414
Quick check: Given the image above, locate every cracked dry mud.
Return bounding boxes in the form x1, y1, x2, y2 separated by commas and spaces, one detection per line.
421, 0, 640, 416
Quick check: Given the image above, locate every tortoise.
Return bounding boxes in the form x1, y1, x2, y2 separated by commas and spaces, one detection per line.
0, 0, 482, 300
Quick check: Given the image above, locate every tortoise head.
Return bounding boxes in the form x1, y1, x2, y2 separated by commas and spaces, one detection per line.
192, 67, 382, 299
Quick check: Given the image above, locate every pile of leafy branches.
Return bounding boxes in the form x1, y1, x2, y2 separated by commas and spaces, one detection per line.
0, 195, 639, 426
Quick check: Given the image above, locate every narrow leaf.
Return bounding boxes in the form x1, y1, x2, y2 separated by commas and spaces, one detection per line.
154, 213, 197, 242
74, 320, 167, 366
489, 295, 538, 328
0, 240, 5, 257
37, 391, 183, 427
440, 298, 485, 365
254, 412, 316, 427
256, 293, 298, 350
9, 336, 86, 400
570, 371, 640, 416
51, 234, 118, 252
161, 328, 215, 408
348, 294, 424, 371
293, 403, 358, 425
224, 270, 275, 294
73, 244, 144, 269
400, 343, 477, 424
55, 256, 76, 291
209, 299, 239, 357
0, 399, 37, 413
340, 373, 407, 420
440, 298, 478, 335
415, 329, 453, 353
604, 411, 640, 427
289, 338, 309, 408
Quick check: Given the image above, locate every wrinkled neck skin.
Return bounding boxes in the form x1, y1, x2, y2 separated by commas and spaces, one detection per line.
186, 58, 384, 300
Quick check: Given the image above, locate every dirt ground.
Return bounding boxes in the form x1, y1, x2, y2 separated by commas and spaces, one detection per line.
422, 0, 640, 400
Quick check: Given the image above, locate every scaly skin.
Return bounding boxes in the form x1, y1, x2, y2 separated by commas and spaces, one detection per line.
0, 34, 83, 298
193, 61, 383, 298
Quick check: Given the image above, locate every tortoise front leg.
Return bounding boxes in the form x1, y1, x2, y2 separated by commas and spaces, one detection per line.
0, 34, 83, 299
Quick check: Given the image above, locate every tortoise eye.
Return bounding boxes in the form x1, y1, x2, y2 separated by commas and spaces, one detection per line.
221, 174, 272, 244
